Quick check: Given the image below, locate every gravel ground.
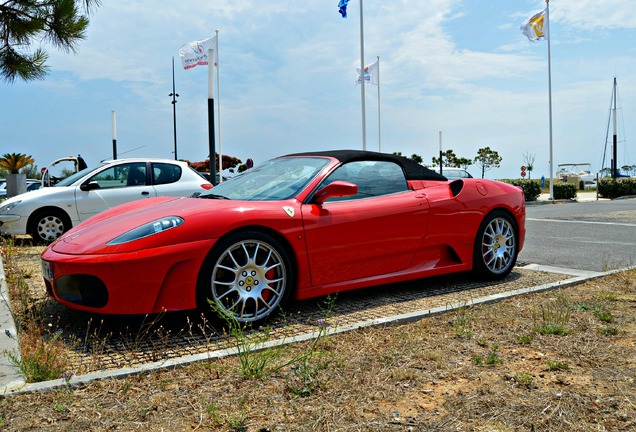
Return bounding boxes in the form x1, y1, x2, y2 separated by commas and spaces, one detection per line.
8, 245, 570, 375
0, 258, 634, 431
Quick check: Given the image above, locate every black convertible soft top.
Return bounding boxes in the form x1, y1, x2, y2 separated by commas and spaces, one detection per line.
286, 149, 448, 181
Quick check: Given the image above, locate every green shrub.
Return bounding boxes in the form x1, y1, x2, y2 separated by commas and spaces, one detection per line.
600, 326, 619, 336
514, 372, 534, 385
450, 306, 475, 339
598, 178, 636, 199
553, 183, 577, 200
547, 360, 570, 371
516, 335, 533, 345
593, 309, 615, 323
506, 180, 541, 201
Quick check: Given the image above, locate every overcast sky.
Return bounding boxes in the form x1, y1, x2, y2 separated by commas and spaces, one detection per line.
3, 0, 635, 179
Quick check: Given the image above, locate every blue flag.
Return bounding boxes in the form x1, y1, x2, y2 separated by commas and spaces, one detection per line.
338, 0, 349, 18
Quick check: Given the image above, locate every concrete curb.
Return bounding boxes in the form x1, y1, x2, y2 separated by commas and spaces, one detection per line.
0, 253, 26, 393
2, 262, 630, 397
526, 191, 605, 205
527, 192, 636, 205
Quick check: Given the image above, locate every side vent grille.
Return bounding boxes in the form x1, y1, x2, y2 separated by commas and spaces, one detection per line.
450, 180, 464, 197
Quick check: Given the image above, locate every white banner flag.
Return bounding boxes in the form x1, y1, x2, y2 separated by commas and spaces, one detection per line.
178, 35, 218, 70
356, 59, 379, 86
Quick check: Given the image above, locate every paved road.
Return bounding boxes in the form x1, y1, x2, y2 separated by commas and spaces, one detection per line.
519, 198, 636, 272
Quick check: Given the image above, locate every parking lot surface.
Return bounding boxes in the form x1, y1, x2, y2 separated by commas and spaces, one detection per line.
1, 244, 579, 393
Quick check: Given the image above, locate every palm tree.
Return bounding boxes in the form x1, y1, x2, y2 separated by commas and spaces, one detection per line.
0, 152, 34, 198
0, 153, 34, 173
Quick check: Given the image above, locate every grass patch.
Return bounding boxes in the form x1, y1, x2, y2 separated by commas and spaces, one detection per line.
472, 345, 503, 367
547, 360, 570, 371
0, 243, 70, 382
600, 326, 619, 336
514, 372, 534, 386
593, 309, 615, 323
6, 330, 67, 382
516, 335, 534, 345
211, 295, 339, 384
449, 305, 475, 339
533, 293, 571, 336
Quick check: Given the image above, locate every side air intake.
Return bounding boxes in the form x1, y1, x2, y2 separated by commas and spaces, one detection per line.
449, 179, 464, 197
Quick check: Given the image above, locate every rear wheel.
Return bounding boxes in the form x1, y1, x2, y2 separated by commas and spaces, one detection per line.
197, 231, 293, 326
473, 210, 518, 279
30, 210, 70, 244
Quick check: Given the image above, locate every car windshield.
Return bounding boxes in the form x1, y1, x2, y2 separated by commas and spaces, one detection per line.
199, 156, 330, 201
55, 163, 108, 187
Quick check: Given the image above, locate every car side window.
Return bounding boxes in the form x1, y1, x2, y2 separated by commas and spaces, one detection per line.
323, 161, 408, 201
88, 163, 147, 189
126, 164, 147, 186
153, 163, 182, 185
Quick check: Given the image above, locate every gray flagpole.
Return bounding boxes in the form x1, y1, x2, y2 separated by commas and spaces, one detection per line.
546, 0, 554, 200
359, 0, 366, 150
377, 55, 381, 152
612, 77, 618, 179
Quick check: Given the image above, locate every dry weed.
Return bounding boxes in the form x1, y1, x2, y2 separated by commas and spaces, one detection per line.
0, 242, 635, 430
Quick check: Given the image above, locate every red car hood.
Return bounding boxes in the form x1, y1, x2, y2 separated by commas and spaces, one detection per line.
49, 196, 260, 255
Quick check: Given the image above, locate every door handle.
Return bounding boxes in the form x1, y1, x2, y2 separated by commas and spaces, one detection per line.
141, 191, 150, 196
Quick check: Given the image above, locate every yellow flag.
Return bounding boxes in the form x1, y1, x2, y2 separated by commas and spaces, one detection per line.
521, 8, 547, 42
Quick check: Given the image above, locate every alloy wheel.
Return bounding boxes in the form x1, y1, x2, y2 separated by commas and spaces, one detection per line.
480, 217, 516, 275
211, 239, 287, 323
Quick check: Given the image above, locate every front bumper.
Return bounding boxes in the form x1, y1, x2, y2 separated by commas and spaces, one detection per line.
0, 214, 25, 235
41, 238, 216, 314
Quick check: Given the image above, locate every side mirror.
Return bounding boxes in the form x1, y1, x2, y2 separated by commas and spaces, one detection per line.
313, 180, 358, 204
80, 181, 100, 192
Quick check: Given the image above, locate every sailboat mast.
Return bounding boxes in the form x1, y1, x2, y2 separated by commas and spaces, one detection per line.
612, 77, 618, 179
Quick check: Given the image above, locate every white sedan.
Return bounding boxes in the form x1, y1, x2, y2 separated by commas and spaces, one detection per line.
0, 158, 212, 243
430, 167, 474, 180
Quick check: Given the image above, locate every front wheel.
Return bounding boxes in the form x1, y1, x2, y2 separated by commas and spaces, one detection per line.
472, 211, 518, 279
30, 210, 70, 244
197, 231, 293, 326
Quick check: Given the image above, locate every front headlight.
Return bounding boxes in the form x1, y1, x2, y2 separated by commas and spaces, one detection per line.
106, 216, 184, 245
0, 200, 21, 213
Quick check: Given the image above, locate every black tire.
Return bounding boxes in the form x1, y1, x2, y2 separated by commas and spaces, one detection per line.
197, 231, 293, 326
30, 210, 70, 244
472, 210, 518, 279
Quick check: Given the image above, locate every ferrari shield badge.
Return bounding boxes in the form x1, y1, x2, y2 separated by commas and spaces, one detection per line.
283, 206, 295, 218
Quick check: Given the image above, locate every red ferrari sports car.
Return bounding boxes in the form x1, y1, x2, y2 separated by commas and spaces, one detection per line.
41, 150, 525, 324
